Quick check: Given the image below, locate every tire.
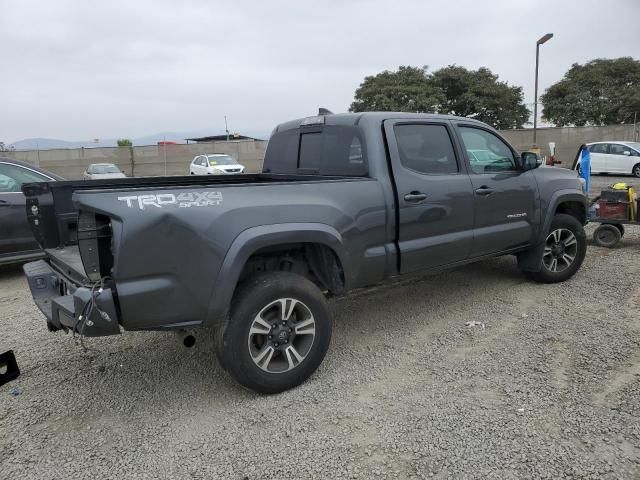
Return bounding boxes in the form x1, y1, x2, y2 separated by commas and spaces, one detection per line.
215, 272, 332, 394
593, 224, 621, 248
523, 213, 587, 284
613, 223, 625, 238
632, 163, 640, 178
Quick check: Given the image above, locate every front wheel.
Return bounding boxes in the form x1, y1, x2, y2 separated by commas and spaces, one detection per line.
215, 272, 332, 394
523, 213, 587, 284
632, 163, 640, 178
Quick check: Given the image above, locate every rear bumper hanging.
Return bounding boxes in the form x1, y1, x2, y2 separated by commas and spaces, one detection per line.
23, 260, 121, 337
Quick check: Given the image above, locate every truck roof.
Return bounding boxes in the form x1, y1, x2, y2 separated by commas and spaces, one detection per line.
273, 112, 487, 133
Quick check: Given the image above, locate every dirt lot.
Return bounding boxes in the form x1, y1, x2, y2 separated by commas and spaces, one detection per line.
1, 175, 639, 479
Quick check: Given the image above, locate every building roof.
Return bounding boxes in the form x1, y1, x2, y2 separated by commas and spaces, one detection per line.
185, 134, 264, 142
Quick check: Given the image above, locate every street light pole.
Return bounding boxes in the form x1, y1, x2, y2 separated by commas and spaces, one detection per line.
533, 33, 553, 146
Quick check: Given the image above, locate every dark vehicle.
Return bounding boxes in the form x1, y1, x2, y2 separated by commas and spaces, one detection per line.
22, 113, 589, 393
0, 158, 62, 265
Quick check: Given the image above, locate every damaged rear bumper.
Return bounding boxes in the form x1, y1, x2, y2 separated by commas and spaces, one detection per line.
23, 260, 121, 337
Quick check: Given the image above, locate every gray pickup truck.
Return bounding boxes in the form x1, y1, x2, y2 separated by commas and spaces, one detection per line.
22, 112, 588, 393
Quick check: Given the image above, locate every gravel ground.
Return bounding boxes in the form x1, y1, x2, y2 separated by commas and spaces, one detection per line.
588, 174, 638, 199
1, 175, 639, 480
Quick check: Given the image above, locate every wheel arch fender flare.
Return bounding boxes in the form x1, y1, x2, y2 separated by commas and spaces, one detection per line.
519, 191, 587, 273
539, 190, 588, 243
206, 223, 349, 323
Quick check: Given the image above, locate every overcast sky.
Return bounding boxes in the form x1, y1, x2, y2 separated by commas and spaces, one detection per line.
2, 0, 639, 143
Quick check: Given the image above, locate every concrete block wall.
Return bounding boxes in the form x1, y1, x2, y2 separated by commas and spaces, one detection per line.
501, 124, 638, 167
4, 124, 639, 178
3, 140, 267, 179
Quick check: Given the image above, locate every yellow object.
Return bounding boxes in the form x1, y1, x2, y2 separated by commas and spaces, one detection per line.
610, 183, 637, 220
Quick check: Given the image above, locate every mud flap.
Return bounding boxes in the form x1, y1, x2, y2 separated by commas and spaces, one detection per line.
517, 242, 545, 272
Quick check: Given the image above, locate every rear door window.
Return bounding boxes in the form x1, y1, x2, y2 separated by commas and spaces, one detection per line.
393, 124, 458, 174
589, 144, 609, 154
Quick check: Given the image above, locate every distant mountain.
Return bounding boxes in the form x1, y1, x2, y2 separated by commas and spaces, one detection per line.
9, 137, 102, 150
9, 129, 269, 150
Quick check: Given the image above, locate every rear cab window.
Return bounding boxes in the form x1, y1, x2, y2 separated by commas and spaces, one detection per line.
263, 125, 368, 176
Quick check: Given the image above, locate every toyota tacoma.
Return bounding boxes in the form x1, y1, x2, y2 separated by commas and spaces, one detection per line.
22, 112, 588, 393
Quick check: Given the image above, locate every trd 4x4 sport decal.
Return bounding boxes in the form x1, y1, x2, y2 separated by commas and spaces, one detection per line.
117, 191, 223, 210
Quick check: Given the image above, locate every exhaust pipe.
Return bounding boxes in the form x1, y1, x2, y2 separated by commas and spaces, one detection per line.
176, 330, 196, 348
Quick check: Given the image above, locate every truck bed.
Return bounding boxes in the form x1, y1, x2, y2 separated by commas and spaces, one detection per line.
22, 173, 361, 250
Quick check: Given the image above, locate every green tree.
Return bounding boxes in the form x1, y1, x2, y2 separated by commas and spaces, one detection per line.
431, 66, 530, 129
350, 66, 444, 113
117, 139, 133, 147
541, 57, 640, 126
350, 65, 530, 129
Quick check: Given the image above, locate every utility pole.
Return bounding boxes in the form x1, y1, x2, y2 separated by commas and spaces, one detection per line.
533, 33, 553, 146
225, 116, 230, 141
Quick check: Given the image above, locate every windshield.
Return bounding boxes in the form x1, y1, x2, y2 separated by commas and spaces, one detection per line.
626, 142, 640, 152
88, 164, 120, 174
207, 155, 235, 165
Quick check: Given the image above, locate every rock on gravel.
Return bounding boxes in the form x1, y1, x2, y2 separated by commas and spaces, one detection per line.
1, 223, 639, 479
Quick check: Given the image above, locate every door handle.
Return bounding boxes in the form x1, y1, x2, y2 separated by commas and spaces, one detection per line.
404, 191, 428, 202
475, 187, 494, 196
0, 200, 11, 207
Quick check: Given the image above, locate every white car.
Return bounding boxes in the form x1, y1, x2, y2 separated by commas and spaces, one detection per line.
190, 154, 245, 175
576, 141, 640, 177
83, 163, 127, 180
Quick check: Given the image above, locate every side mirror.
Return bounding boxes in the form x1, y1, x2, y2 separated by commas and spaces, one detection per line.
623, 151, 630, 156
521, 152, 540, 171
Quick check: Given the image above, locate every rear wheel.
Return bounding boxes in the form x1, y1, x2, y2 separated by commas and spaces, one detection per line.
593, 224, 621, 248
215, 272, 332, 394
523, 214, 586, 284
